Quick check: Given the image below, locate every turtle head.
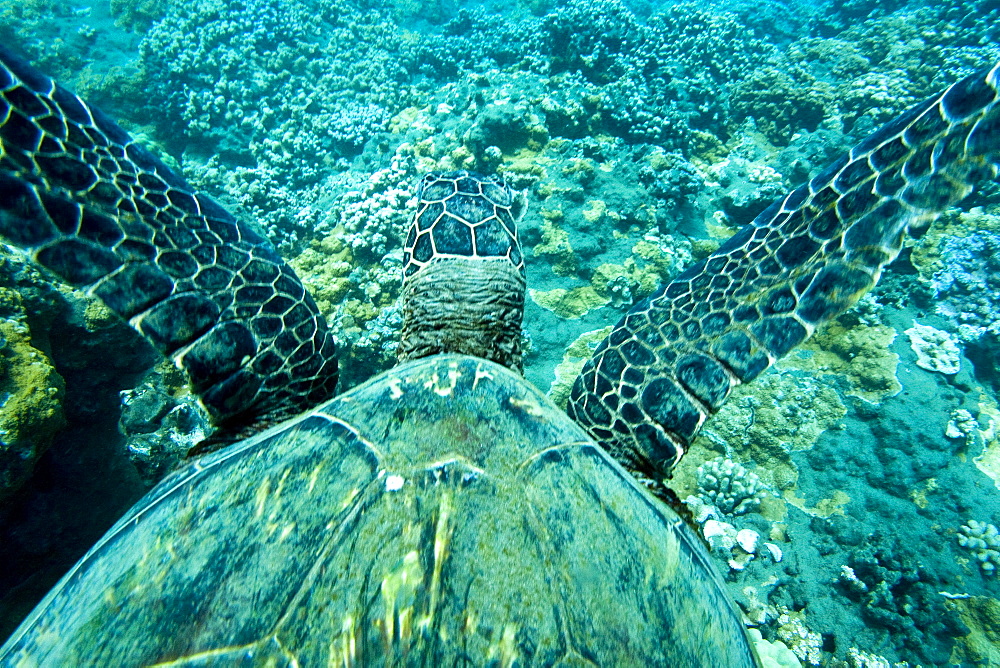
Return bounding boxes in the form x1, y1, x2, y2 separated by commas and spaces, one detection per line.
397, 171, 527, 372
402, 171, 525, 279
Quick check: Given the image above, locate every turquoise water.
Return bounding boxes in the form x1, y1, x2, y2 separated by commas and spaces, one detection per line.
0, 1, 999, 664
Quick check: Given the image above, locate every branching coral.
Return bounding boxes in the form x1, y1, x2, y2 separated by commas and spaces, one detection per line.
957, 520, 1000, 576
696, 457, 766, 515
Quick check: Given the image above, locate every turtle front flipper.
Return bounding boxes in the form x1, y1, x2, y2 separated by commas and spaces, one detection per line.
0, 46, 338, 429
569, 62, 1000, 480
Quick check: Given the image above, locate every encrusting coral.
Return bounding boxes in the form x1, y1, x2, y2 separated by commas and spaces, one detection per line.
905, 322, 962, 375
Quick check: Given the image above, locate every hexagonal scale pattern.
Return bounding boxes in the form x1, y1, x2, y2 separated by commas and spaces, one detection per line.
568, 62, 1000, 481
0, 46, 338, 429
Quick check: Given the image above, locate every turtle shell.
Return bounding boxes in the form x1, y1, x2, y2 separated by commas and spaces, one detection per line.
0, 354, 758, 666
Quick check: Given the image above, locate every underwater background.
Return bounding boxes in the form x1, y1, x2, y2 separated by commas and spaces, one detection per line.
0, 0, 998, 665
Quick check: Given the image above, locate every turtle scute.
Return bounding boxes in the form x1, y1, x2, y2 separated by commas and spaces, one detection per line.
0, 355, 757, 667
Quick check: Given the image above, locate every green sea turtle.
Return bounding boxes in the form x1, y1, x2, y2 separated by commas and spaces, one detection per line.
0, 40, 997, 664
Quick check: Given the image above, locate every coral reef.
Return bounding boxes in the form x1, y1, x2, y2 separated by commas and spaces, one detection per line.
946, 595, 1000, 666
697, 369, 846, 490
972, 397, 1000, 490
945, 408, 982, 447
345, 301, 404, 368
323, 257, 407, 389
637, 150, 703, 215
108, 0, 165, 31
836, 534, 967, 664
775, 609, 823, 666
628, 234, 694, 288
910, 207, 1000, 283
335, 158, 416, 260
792, 318, 901, 403
533, 0, 775, 147
730, 66, 831, 145
137, 0, 415, 248
747, 628, 801, 668
541, 0, 645, 82
834, 69, 919, 137
701, 519, 764, 571
528, 287, 607, 319
289, 232, 354, 317
844, 646, 898, 668
534, 214, 578, 277
930, 228, 1000, 343
0, 2, 94, 83
588, 236, 691, 309
709, 155, 790, 226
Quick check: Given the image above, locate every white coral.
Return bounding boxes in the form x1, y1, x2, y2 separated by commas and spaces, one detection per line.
904, 322, 961, 375
846, 647, 895, 668
776, 611, 823, 666
747, 628, 801, 668
957, 520, 1000, 576
696, 457, 766, 515
945, 408, 980, 446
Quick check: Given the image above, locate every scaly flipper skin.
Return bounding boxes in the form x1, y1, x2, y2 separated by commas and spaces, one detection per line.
568, 63, 1000, 480
0, 45, 338, 428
